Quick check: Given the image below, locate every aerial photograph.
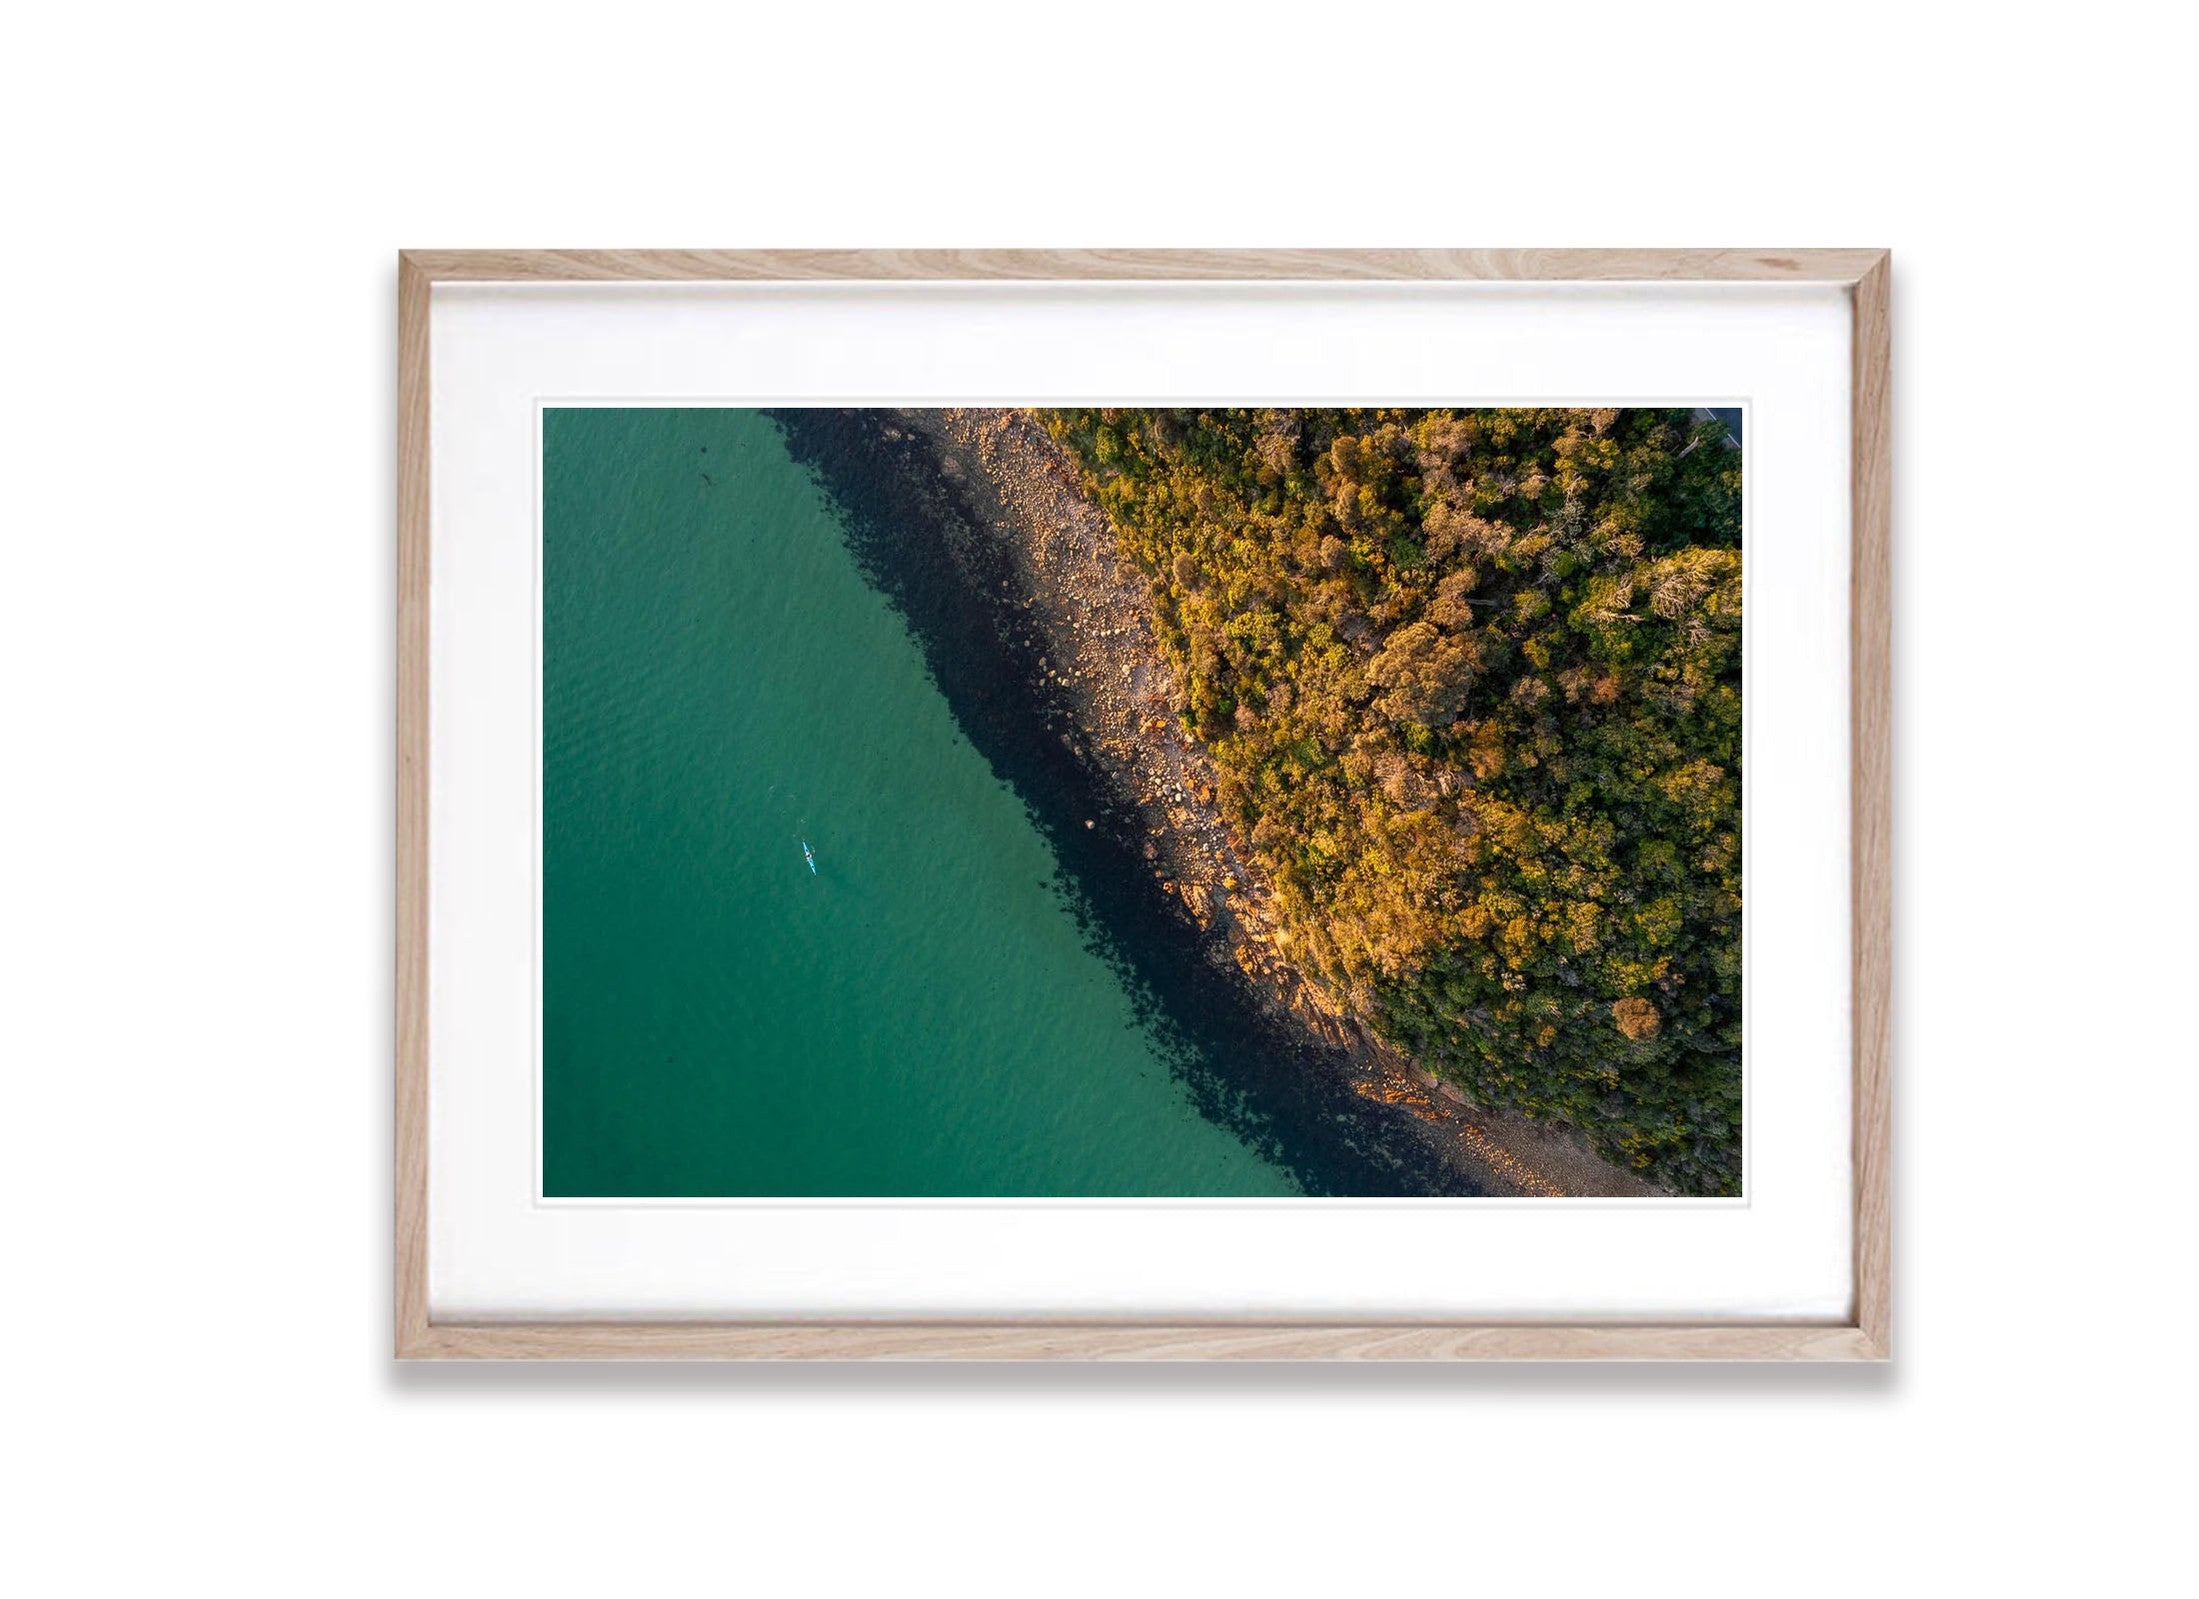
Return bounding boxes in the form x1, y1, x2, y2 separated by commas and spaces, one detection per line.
543, 405, 1743, 1199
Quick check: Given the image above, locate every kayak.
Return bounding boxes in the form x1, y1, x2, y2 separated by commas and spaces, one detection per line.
802, 841, 817, 875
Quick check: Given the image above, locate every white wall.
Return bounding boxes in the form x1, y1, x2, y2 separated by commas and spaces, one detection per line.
4, 3, 2188, 1593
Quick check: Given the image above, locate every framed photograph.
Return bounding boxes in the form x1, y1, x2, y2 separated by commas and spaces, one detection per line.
397, 249, 1889, 1359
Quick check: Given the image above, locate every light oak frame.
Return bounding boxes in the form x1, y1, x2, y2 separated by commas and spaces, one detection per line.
397, 249, 1891, 1360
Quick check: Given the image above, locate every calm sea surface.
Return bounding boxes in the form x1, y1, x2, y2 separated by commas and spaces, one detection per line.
543, 407, 1302, 1196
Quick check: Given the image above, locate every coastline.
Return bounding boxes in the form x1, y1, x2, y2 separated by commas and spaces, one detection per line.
902, 408, 1668, 1200
772, 406, 1662, 1198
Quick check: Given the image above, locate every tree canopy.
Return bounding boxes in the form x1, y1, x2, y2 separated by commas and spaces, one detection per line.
1046, 407, 1743, 1193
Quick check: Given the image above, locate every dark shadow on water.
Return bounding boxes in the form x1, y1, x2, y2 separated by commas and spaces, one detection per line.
766, 408, 1478, 1198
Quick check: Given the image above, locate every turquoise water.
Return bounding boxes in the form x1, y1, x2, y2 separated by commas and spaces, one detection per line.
542, 407, 1300, 1196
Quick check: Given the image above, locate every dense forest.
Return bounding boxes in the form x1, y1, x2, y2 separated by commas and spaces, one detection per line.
1044, 408, 1743, 1194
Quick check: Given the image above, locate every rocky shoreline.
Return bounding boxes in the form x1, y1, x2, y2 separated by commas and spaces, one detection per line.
898, 408, 1665, 1200
766, 405, 1661, 1197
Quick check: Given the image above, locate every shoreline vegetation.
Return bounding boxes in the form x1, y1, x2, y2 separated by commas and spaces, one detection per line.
1031, 407, 1741, 1195
884, 408, 1699, 1198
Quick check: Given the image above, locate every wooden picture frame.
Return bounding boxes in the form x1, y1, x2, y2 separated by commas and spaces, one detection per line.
397, 249, 1890, 1360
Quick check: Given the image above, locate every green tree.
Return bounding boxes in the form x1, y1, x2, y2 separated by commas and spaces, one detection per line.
1045, 407, 1745, 1194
